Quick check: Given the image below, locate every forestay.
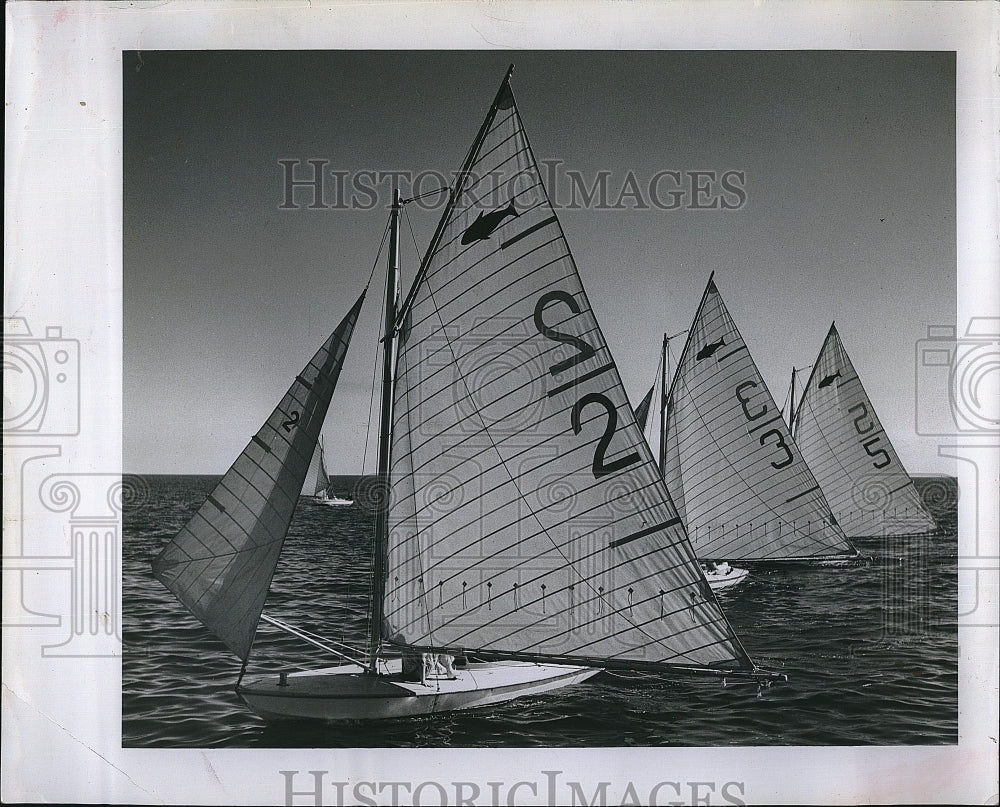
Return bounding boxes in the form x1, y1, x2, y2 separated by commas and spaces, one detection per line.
661, 279, 856, 561
792, 324, 936, 537
385, 76, 752, 673
152, 293, 365, 659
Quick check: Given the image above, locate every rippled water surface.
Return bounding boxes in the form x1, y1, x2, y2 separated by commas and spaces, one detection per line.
123, 475, 957, 747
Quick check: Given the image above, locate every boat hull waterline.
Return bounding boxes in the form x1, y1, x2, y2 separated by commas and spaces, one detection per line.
237, 659, 600, 721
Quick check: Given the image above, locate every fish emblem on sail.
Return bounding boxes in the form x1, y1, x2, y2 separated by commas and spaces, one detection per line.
818, 370, 841, 388
696, 337, 726, 360
460, 200, 519, 244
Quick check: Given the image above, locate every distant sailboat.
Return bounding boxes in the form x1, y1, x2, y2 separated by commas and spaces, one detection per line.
791, 323, 937, 537
635, 330, 748, 591
303, 438, 353, 506
639, 277, 859, 571
152, 67, 776, 723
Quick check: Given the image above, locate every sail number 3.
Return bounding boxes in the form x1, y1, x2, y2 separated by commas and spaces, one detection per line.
534, 291, 639, 478
734, 380, 793, 469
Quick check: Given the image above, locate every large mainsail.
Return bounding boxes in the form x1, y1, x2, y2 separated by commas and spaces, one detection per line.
792, 324, 936, 537
152, 293, 365, 659
384, 73, 752, 674
660, 279, 856, 561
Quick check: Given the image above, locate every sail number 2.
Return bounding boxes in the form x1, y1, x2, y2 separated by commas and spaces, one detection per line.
534, 291, 639, 479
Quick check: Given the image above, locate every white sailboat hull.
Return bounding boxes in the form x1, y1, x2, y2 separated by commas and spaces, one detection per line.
237, 659, 600, 722
703, 565, 749, 591
314, 495, 353, 506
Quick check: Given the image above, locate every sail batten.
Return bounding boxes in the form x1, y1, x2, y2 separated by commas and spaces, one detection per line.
792, 324, 936, 537
152, 292, 365, 659
384, 76, 752, 672
659, 280, 856, 561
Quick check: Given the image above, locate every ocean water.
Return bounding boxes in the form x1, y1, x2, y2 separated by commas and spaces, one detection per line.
122, 475, 957, 748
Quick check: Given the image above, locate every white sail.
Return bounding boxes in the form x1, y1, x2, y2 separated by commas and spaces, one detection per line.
152, 293, 365, 659
792, 324, 936, 537
633, 342, 666, 468
303, 439, 331, 498
383, 76, 752, 674
661, 279, 857, 561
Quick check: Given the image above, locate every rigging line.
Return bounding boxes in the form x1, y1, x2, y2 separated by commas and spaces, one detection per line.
403, 186, 450, 204
361, 247, 390, 478
402, 207, 423, 271
359, 222, 393, 655
780, 375, 792, 420
642, 349, 664, 447
365, 214, 393, 289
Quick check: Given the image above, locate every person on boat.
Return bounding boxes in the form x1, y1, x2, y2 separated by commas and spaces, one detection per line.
421, 653, 458, 680
437, 653, 458, 679
401, 650, 424, 682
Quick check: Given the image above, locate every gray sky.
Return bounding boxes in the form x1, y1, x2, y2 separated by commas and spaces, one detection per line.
124, 50, 955, 475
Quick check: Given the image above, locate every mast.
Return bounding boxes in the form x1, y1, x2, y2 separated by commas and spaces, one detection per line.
788, 367, 797, 433
658, 332, 668, 474
369, 187, 400, 673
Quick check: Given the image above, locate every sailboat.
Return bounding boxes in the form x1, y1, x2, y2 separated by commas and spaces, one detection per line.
152, 67, 776, 722
791, 323, 937, 537
635, 332, 747, 591
304, 438, 353, 506
638, 277, 859, 579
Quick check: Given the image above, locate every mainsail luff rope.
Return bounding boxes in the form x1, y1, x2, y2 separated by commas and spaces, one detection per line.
383, 72, 754, 674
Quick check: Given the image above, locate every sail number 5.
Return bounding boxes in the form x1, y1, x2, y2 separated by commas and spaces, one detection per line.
848, 403, 891, 469
534, 291, 639, 479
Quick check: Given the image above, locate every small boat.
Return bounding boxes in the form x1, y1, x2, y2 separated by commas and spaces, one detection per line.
152, 67, 776, 723
303, 438, 354, 506
791, 323, 937, 537
701, 561, 750, 592
637, 277, 859, 570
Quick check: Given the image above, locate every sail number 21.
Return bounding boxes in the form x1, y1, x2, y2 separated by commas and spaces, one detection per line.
534, 291, 640, 479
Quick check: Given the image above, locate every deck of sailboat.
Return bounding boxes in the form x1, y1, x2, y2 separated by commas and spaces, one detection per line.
237, 659, 600, 721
